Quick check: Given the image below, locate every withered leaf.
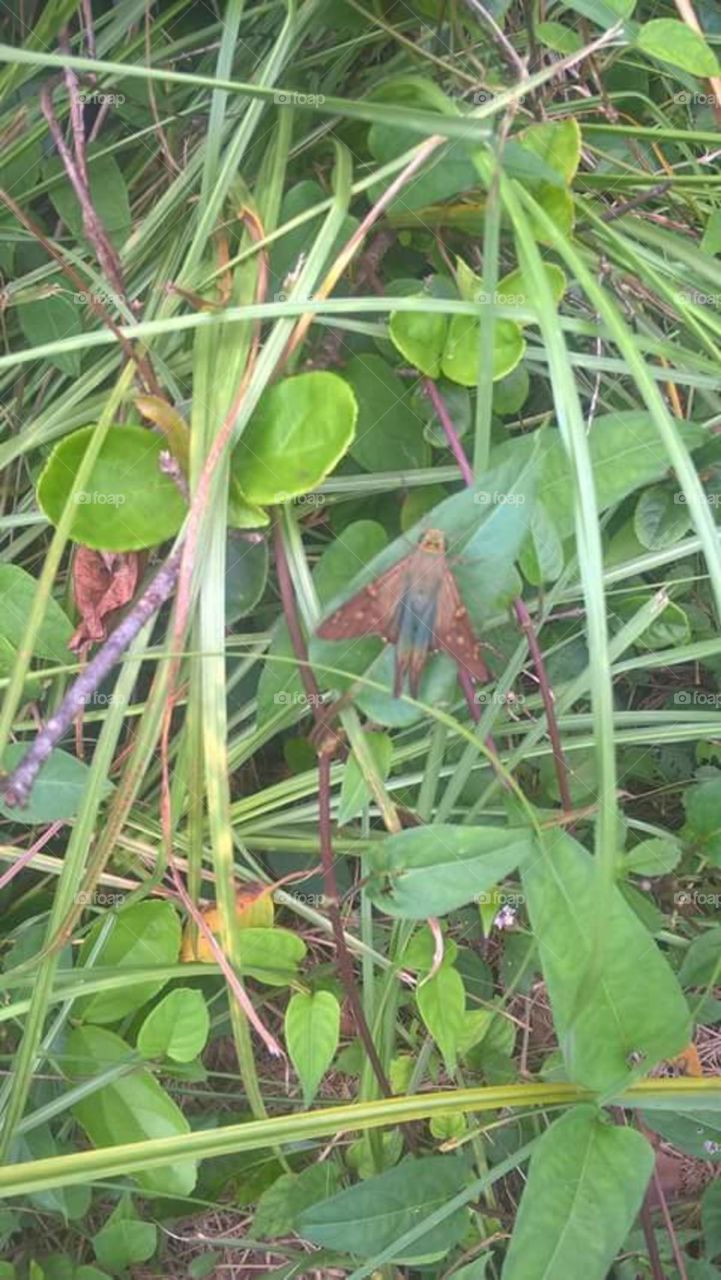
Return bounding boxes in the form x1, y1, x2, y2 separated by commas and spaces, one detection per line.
69, 545, 146, 656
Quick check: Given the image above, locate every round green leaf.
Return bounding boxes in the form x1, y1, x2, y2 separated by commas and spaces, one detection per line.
137, 988, 210, 1063
389, 305, 447, 377
285, 990, 340, 1105
417, 966, 466, 1073
76, 901, 182, 1024
232, 371, 357, 505
37, 425, 187, 550
441, 316, 525, 386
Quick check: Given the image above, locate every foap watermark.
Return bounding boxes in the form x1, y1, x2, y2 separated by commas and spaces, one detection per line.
674, 890, 721, 910
274, 490, 324, 509
682, 288, 721, 307
78, 92, 126, 106
474, 490, 526, 507
475, 690, 526, 706
673, 490, 721, 508
289, 892, 325, 908
674, 91, 720, 107
74, 490, 126, 506
73, 289, 124, 309
673, 690, 721, 707
75, 889, 126, 907
78, 691, 126, 708
472, 90, 495, 105
274, 690, 328, 708
273, 90, 325, 107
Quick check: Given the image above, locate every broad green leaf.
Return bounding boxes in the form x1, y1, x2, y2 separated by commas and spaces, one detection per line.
46, 152, 131, 250
231, 372, 357, 505
367, 78, 478, 212
502, 1106, 654, 1280
506, 412, 705, 540
76, 901, 182, 1024
522, 831, 691, 1090
37, 425, 187, 551
253, 1163, 341, 1238
441, 315, 525, 386
345, 355, 428, 472
337, 732, 393, 825
0, 745, 96, 824
10, 1125, 90, 1221
365, 825, 535, 917
639, 1110, 721, 1160
66, 1025, 197, 1195
497, 262, 567, 310
389, 304, 446, 377
285, 991, 340, 1105
297, 1156, 471, 1262
637, 20, 719, 76
536, 21, 583, 53
493, 364, 530, 416
520, 501, 564, 585
623, 837, 682, 876
0, 564, 73, 661
702, 1179, 721, 1257
234, 927, 307, 985
679, 928, 721, 986
224, 531, 268, 624
271, 179, 358, 293
417, 965, 466, 1073
684, 779, 721, 863
634, 484, 690, 549
401, 926, 458, 972
92, 1195, 157, 1272
137, 988, 209, 1063
561, 0, 636, 26
17, 294, 82, 377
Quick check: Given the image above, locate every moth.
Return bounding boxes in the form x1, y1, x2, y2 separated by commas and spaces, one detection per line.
317, 528, 489, 697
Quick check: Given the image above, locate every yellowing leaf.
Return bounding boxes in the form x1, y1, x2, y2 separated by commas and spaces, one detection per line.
180, 883, 274, 962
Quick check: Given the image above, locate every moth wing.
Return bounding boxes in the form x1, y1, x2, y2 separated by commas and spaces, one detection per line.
432, 564, 489, 683
316, 559, 407, 644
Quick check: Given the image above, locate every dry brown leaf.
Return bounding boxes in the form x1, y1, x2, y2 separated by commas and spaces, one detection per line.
69, 545, 146, 656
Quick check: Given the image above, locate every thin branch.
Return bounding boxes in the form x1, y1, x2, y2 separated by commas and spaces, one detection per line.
0, 549, 182, 810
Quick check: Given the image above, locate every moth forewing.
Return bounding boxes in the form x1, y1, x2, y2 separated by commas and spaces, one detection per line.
316, 528, 488, 695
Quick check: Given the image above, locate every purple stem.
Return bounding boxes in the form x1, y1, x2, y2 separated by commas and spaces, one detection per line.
424, 378, 474, 486
1, 550, 182, 810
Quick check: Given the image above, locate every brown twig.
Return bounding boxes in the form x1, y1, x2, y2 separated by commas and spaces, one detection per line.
0, 549, 182, 809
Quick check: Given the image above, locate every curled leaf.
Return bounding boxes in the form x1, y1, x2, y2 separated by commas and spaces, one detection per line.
69, 546, 146, 656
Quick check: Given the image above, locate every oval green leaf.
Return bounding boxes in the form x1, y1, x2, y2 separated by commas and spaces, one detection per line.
231, 372, 357, 505
502, 1106, 654, 1280
37, 425, 187, 551
365, 825, 535, 917
66, 1024, 196, 1196
76, 901, 182, 1024
137, 988, 210, 1063
285, 990, 340, 1105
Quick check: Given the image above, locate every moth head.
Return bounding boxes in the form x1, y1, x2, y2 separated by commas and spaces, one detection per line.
419, 528, 445, 555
